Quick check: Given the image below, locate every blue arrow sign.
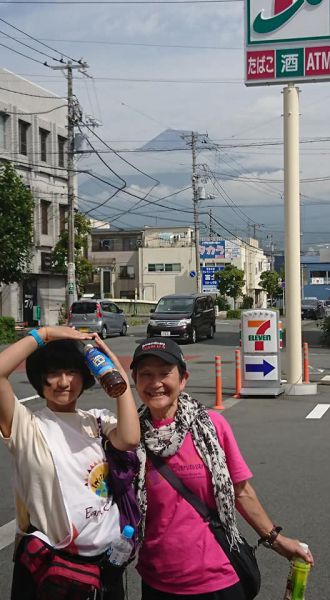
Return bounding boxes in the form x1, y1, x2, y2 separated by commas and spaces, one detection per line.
245, 360, 275, 377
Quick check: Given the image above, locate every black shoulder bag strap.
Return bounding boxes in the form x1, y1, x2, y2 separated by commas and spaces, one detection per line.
146, 450, 227, 543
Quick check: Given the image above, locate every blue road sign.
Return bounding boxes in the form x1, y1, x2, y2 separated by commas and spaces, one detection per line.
189, 270, 196, 278
202, 265, 224, 292
245, 360, 275, 377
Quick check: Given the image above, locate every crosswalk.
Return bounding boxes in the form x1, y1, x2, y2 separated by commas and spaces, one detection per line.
305, 403, 330, 419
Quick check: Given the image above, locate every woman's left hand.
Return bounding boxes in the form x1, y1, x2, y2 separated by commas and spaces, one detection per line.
272, 534, 314, 565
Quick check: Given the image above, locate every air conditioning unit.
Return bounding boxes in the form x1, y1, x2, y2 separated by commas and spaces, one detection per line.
100, 239, 112, 250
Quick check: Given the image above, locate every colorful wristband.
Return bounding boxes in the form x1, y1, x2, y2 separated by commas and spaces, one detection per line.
27, 329, 45, 347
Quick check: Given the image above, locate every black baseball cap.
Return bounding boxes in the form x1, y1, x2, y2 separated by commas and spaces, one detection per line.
130, 337, 187, 371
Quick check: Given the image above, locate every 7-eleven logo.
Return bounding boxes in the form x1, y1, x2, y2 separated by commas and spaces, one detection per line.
248, 320, 271, 351
253, 0, 323, 35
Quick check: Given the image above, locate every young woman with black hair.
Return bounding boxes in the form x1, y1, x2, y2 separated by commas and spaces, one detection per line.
0, 325, 140, 600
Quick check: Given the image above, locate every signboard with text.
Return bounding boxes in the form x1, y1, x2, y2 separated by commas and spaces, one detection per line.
202, 266, 224, 292
199, 241, 225, 260
245, 0, 330, 85
240, 309, 282, 395
242, 310, 278, 353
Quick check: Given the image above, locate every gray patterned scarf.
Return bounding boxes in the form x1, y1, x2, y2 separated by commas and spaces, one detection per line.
136, 392, 242, 549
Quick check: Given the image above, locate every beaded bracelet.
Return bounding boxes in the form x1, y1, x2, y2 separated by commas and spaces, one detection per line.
258, 526, 282, 548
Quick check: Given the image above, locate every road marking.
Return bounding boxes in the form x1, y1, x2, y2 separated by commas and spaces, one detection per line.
19, 395, 39, 404
321, 375, 330, 382
306, 404, 330, 419
0, 519, 15, 551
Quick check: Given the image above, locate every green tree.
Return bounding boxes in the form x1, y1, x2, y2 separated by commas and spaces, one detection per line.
52, 212, 93, 297
214, 265, 245, 309
259, 270, 282, 304
0, 162, 34, 284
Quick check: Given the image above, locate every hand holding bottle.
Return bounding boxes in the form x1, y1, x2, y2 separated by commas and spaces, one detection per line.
283, 543, 312, 600
84, 341, 127, 398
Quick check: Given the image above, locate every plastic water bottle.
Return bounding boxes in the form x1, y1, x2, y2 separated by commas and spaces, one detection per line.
283, 543, 311, 600
84, 344, 127, 397
107, 525, 135, 566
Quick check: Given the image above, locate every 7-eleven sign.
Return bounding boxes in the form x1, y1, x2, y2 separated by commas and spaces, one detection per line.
242, 311, 278, 353
248, 320, 271, 351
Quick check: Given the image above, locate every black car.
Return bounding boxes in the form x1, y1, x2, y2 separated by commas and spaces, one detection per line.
301, 299, 325, 320
147, 293, 216, 343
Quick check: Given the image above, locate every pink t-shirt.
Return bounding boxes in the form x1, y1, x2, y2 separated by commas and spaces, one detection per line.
136, 410, 252, 594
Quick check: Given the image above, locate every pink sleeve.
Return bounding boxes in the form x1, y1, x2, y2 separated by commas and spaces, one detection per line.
209, 410, 253, 484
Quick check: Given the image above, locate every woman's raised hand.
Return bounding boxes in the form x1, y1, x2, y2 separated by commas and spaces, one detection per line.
39, 326, 94, 343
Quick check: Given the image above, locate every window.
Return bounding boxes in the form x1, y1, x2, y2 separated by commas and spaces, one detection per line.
148, 263, 181, 273
41, 252, 52, 271
40, 200, 50, 235
39, 128, 49, 162
119, 265, 135, 279
58, 135, 66, 167
59, 204, 68, 233
0, 113, 7, 147
19, 120, 30, 155
122, 237, 137, 251
310, 271, 327, 278
71, 302, 97, 314
99, 239, 115, 251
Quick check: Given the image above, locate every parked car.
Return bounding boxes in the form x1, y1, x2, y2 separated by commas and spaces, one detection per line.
324, 300, 330, 317
301, 299, 326, 320
68, 299, 127, 338
147, 293, 216, 343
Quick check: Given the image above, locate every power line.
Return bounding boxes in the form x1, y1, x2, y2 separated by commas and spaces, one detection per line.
0, 16, 81, 63
34, 36, 242, 51
82, 121, 160, 185
4, 104, 67, 115
0, 84, 66, 98
81, 170, 195, 214
0, 27, 63, 63
0, 40, 48, 65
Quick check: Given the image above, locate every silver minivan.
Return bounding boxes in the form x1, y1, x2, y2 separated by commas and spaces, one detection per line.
68, 299, 127, 339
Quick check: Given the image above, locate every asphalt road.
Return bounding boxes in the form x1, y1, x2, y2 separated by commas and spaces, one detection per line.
0, 319, 329, 599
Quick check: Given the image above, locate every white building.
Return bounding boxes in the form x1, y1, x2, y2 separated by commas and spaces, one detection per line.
88, 225, 269, 305
0, 68, 68, 325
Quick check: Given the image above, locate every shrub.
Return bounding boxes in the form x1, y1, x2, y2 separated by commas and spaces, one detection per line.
240, 295, 254, 309
321, 316, 330, 346
227, 309, 241, 319
0, 316, 17, 343
216, 296, 230, 311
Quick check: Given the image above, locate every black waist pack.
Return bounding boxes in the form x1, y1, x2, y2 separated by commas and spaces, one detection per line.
147, 450, 261, 600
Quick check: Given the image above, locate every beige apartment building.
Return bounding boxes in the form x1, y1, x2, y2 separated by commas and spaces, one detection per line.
88, 225, 268, 305
0, 68, 68, 325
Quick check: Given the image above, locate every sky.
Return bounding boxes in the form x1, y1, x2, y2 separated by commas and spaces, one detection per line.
0, 0, 330, 253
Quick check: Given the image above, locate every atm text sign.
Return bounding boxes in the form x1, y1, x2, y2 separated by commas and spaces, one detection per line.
245, 0, 330, 85
246, 45, 330, 83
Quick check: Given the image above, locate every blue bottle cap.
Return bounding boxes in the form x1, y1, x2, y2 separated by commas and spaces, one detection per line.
122, 525, 134, 539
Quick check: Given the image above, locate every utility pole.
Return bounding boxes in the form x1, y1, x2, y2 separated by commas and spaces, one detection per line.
267, 234, 275, 270
191, 132, 201, 292
209, 209, 213, 240
182, 131, 208, 293
51, 60, 89, 312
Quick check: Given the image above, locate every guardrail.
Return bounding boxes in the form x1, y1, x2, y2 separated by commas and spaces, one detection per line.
109, 299, 157, 316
